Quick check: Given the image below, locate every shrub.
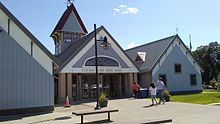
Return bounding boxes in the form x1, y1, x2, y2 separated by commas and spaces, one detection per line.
99, 92, 107, 102
216, 82, 220, 92
163, 89, 170, 97
163, 89, 171, 102
210, 79, 217, 89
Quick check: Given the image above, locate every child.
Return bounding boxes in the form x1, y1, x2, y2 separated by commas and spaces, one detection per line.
149, 83, 157, 106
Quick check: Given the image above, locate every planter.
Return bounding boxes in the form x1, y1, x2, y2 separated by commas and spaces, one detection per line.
164, 95, 170, 102
99, 100, 108, 108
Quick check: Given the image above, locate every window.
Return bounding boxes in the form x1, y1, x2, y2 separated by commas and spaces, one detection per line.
63, 32, 81, 43
190, 74, 197, 86
85, 57, 119, 66
174, 64, 181, 73
8, 19, 10, 35
64, 33, 72, 42
72, 74, 77, 99
55, 43, 61, 55
31, 41, 33, 56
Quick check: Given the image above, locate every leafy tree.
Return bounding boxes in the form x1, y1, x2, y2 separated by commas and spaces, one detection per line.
192, 42, 220, 84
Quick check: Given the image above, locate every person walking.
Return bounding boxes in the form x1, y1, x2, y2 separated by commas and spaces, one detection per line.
149, 83, 157, 106
156, 78, 165, 104
133, 82, 140, 98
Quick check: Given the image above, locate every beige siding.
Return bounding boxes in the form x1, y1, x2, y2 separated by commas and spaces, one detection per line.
58, 73, 66, 98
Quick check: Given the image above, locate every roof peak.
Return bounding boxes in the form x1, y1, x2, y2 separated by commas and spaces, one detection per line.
50, 1, 87, 36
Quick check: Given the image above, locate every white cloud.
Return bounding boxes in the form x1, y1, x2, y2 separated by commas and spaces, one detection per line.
119, 4, 127, 8
127, 42, 140, 49
113, 8, 120, 12
113, 4, 139, 15
127, 8, 138, 14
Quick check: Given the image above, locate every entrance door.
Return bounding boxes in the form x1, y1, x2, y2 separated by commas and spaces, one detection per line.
103, 74, 117, 97
81, 74, 97, 99
72, 74, 77, 100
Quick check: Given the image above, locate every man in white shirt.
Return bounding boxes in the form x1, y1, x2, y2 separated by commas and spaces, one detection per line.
156, 78, 165, 104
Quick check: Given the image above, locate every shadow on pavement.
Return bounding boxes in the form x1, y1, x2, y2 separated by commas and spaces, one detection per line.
0, 115, 23, 122
75, 119, 113, 124
54, 116, 72, 120
143, 105, 155, 108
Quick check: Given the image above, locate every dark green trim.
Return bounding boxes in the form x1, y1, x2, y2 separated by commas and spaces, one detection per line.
0, 106, 54, 116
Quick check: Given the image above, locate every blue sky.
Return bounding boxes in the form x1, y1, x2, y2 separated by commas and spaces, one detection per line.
1, 0, 220, 53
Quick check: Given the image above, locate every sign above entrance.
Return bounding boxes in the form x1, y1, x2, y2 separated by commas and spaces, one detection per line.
81, 68, 122, 73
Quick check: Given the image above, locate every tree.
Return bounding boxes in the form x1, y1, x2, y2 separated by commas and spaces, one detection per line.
192, 42, 220, 84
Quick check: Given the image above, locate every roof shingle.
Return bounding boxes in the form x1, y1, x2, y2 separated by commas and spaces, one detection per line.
125, 35, 177, 72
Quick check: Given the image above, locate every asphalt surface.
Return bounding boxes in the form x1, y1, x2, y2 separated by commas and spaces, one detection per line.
1, 98, 220, 124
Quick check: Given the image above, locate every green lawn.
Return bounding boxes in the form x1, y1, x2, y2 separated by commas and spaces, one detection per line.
170, 89, 220, 104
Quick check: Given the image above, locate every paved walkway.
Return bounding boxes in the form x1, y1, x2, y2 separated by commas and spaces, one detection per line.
1, 98, 220, 124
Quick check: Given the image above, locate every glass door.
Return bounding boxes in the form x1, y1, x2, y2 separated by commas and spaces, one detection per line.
81, 75, 97, 99
72, 74, 77, 99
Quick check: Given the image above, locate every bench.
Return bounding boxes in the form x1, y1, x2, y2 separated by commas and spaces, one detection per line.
72, 108, 119, 124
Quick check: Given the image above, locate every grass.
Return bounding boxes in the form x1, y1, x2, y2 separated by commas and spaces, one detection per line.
170, 89, 220, 104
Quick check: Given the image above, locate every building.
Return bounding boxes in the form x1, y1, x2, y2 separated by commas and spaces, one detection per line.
0, 1, 203, 116
0, 2, 58, 115
125, 35, 203, 93
51, 3, 139, 103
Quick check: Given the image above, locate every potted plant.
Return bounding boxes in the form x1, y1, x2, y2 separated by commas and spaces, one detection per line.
163, 89, 171, 102
99, 92, 108, 108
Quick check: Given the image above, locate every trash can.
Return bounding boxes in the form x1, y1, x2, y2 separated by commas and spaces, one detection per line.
138, 88, 148, 98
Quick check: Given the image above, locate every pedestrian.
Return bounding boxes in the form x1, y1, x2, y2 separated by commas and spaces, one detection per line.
149, 83, 157, 106
156, 78, 165, 104
133, 82, 140, 98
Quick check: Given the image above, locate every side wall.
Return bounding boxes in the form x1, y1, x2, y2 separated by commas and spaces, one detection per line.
152, 44, 202, 92
0, 29, 54, 115
0, 6, 53, 75
140, 72, 152, 88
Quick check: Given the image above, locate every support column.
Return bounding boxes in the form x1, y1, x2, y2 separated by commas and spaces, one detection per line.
128, 73, 134, 97
58, 73, 66, 103
67, 73, 73, 104
118, 74, 122, 97
133, 73, 138, 83
77, 74, 82, 100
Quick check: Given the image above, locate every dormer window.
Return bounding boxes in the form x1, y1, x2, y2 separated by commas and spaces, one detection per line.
63, 32, 81, 43
135, 52, 146, 62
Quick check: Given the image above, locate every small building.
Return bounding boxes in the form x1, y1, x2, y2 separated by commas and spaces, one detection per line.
0, 2, 58, 115
51, 3, 139, 103
125, 35, 203, 93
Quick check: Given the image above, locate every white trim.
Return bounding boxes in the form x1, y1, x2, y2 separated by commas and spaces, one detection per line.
152, 38, 202, 76
61, 28, 139, 73
62, 67, 138, 73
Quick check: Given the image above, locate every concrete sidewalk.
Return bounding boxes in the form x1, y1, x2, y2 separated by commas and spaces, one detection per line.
1, 98, 220, 124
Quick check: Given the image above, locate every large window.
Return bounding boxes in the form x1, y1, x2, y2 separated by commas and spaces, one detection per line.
72, 74, 77, 99
174, 64, 182, 73
190, 74, 197, 86
85, 57, 119, 66
55, 43, 61, 55
63, 32, 81, 43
